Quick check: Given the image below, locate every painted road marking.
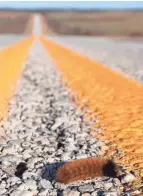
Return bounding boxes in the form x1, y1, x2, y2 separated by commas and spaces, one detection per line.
0, 36, 34, 121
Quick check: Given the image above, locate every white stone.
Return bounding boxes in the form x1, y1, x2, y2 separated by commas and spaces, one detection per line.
76, 154, 89, 159
38, 179, 53, 189
7, 176, 21, 184
23, 149, 33, 159
10, 189, 24, 196
102, 191, 118, 196
91, 191, 98, 196
21, 190, 36, 196
0, 188, 7, 195
24, 179, 37, 191
121, 174, 136, 184
61, 153, 71, 161
104, 182, 114, 190
0, 181, 6, 188
63, 190, 80, 196
38, 189, 49, 196
51, 121, 63, 131
78, 184, 94, 193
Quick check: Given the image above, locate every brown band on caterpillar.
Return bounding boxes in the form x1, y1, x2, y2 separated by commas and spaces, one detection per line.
56, 157, 118, 184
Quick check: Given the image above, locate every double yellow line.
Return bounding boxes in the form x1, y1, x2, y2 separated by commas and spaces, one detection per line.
0, 34, 143, 184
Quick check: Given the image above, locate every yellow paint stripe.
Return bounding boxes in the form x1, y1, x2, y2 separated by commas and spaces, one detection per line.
40, 36, 143, 183
0, 36, 34, 120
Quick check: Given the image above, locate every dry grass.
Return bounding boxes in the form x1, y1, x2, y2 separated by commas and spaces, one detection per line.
43, 11, 143, 38
0, 11, 32, 34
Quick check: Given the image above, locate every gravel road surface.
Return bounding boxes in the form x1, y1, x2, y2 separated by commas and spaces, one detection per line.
0, 40, 126, 196
47, 35, 143, 83
0, 14, 142, 195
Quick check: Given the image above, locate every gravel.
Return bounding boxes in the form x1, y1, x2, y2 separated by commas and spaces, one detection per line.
47, 35, 143, 83
0, 39, 139, 195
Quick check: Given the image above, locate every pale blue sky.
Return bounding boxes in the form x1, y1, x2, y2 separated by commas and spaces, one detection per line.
0, 1, 143, 10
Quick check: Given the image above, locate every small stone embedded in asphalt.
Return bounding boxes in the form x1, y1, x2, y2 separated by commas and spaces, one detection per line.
91, 191, 98, 196
20, 190, 36, 196
51, 121, 64, 131
38, 189, 49, 196
61, 152, 71, 161
10, 189, 24, 196
24, 179, 37, 191
82, 193, 91, 196
2, 144, 16, 154
38, 179, 53, 189
0, 40, 136, 195
0, 188, 7, 195
78, 184, 94, 193
101, 191, 118, 196
63, 189, 80, 196
104, 182, 114, 190
121, 174, 136, 184
7, 176, 21, 186
124, 189, 141, 196
0, 180, 6, 188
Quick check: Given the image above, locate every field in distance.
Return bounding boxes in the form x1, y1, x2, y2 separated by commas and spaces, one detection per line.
43, 10, 143, 40
0, 11, 32, 34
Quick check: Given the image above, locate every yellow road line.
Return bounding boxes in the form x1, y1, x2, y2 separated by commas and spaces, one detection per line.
40, 36, 143, 183
0, 36, 34, 121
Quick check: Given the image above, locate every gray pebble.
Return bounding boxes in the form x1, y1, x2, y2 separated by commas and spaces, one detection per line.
121, 174, 136, 184
91, 191, 99, 196
7, 176, 21, 185
124, 190, 141, 196
2, 144, 16, 154
101, 191, 118, 196
78, 184, 94, 193
0, 38, 136, 196
38, 189, 49, 196
51, 121, 63, 131
63, 190, 80, 196
38, 179, 53, 189
61, 153, 71, 161
23, 149, 33, 159
0, 181, 6, 188
20, 190, 36, 196
94, 182, 103, 189
104, 183, 114, 191
0, 189, 7, 195
24, 179, 37, 191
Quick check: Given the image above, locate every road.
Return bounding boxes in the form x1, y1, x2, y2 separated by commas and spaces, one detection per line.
32, 14, 42, 35
0, 35, 28, 50
0, 14, 143, 196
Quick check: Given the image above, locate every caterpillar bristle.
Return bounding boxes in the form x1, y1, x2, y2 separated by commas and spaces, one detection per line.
56, 157, 118, 184
103, 160, 118, 178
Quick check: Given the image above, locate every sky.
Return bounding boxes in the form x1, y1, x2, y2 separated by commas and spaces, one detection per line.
0, 1, 143, 10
